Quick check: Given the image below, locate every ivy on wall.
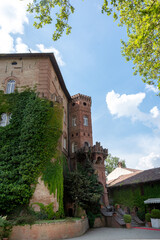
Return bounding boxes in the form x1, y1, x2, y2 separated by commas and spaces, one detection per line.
110, 182, 160, 211
0, 90, 63, 214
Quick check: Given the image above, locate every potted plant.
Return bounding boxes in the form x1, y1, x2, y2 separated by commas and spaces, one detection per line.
123, 214, 132, 229
145, 213, 152, 227
0, 216, 12, 240
151, 209, 160, 229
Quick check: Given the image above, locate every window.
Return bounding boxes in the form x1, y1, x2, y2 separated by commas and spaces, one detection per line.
72, 117, 76, 126
0, 113, 11, 127
63, 137, 67, 150
71, 142, 78, 153
6, 80, 15, 94
83, 116, 88, 126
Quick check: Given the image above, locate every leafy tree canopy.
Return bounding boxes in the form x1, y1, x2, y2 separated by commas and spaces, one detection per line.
106, 153, 126, 174
27, 0, 160, 90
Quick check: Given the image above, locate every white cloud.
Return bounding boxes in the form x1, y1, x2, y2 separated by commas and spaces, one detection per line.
145, 84, 159, 93
15, 38, 29, 53
0, 0, 30, 34
0, 30, 14, 53
106, 90, 160, 130
36, 44, 65, 66
137, 152, 160, 170
150, 106, 160, 118
106, 90, 145, 120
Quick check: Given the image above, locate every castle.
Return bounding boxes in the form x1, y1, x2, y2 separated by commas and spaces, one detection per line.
0, 53, 108, 210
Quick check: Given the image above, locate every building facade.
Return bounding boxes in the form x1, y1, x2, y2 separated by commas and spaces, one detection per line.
0, 53, 109, 208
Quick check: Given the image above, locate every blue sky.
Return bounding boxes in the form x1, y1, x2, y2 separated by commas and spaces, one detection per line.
0, 0, 160, 170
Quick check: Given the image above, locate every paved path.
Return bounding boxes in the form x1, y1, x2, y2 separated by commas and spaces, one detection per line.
68, 228, 160, 240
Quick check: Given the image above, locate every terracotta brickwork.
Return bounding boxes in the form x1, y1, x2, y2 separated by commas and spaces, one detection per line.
0, 53, 109, 211
0, 54, 69, 154
10, 218, 89, 240
69, 93, 93, 156
0, 53, 70, 212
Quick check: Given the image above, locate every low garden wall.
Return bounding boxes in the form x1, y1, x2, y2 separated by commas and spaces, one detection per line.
10, 218, 89, 240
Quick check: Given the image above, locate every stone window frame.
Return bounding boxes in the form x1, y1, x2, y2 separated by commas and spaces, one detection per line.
71, 142, 78, 153
72, 116, 77, 127
83, 115, 88, 126
3, 76, 20, 93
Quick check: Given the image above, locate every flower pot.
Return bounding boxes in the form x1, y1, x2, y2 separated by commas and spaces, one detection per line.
3, 238, 9, 240
126, 223, 131, 229
151, 218, 160, 229
147, 222, 152, 227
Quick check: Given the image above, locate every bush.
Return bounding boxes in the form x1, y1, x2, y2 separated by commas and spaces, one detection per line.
145, 213, 151, 222
123, 214, 131, 223
151, 209, 160, 219
137, 210, 145, 221
13, 215, 36, 225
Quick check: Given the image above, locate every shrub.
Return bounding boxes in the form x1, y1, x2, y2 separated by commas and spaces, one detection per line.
0, 216, 13, 238
151, 209, 160, 219
13, 215, 36, 225
145, 213, 151, 222
137, 210, 145, 221
123, 214, 131, 223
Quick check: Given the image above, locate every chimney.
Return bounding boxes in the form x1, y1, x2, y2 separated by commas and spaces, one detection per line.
118, 162, 122, 168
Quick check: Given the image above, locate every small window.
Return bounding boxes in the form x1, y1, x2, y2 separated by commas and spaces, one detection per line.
83, 102, 86, 106
84, 142, 90, 147
11, 61, 17, 65
72, 117, 76, 126
72, 142, 78, 153
63, 137, 67, 150
0, 113, 11, 127
72, 103, 75, 106
6, 80, 15, 94
83, 116, 88, 126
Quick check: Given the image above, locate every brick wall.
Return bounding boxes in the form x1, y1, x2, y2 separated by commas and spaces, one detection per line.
10, 218, 89, 240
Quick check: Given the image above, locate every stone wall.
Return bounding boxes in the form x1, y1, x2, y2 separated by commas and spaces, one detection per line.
10, 218, 89, 240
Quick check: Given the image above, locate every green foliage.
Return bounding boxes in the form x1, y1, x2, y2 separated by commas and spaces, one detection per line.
123, 214, 131, 223
0, 216, 13, 238
106, 153, 126, 174
110, 182, 160, 212
102, 0, 160, 91
151, 209, 160, 219
0, 90, 63, 214
13, 215, 36, 226
145, 213, 151, 222
64, 161, 103, 212
137, 210, 145, 221
42, 153, 65, 217
33, 202, 55, 220
27, 0, 74, 41
64, 159, 103, 227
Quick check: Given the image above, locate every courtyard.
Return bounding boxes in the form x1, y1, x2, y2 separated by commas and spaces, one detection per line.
68, 227, 160, 240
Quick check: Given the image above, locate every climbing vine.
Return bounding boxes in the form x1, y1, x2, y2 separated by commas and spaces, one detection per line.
110, 182, 160, 211
0, 89, 63, 214
42, 153, 65, 217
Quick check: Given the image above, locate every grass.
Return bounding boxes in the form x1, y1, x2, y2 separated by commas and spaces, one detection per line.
35, 217, 81, 224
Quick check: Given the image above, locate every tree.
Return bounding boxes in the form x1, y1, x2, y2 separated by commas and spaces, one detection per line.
27, 0, 160, 90
105, 153, 126, 174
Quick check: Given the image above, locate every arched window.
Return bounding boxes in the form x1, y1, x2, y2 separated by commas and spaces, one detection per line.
83, 116, 88, 126
6, 80, 15, 94
0, 113, 11, 127
84, 142, 90, 147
